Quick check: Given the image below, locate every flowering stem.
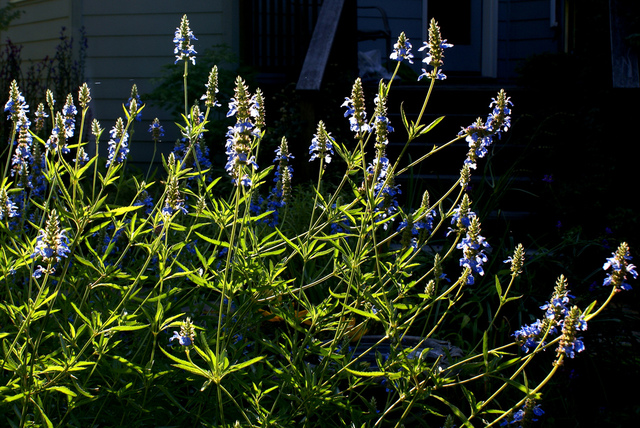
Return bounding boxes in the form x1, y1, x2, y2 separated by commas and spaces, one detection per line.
183, 61, 189, 120
1, 122, 17, 182
145, 138, 158, 182
396, 133, 464, 176
466, 331, 561, 424
71, 105, 89, 208
484, 355, 563, 427
415, 77, 436, 130
584, 287, 617, 321
307, 157, 325, 231
216, 183, 242, 361
91, 131, 101, 201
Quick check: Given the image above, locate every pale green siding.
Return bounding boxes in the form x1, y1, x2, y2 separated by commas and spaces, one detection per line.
1, 0, 239, 162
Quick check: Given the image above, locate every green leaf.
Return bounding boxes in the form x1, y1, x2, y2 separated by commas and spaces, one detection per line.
400, 102, 410, 134
483, 331, 489, 368
33, 400, 54, 428
275, 227, 301, 256
91, 205, 142, 219
345, 368, 404, 380
70, 302, 92, 330
340, 302, 381, 321
47, 386, 77, 397
495, 276, 503, 299
160, 347, 210, 378
108, 324, 149, 332
194, 232, 230, 248
225, 356, 266, 374
432, 394, 474, 428
415, 116, 444, 138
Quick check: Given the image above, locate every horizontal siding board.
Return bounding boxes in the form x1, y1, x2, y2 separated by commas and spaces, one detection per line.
87, 35, 175, 58
86, 36, 228, 60
2, 0, 69, 24
499, 20, 554, 42
85, 57, 175, 79
503, 39, 557, 60
82, 12, 223, 38
82, 0, 221, 15
2, 19, 70, 45
502, 0, 550, 21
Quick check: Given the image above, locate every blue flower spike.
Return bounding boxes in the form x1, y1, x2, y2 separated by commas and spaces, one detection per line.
31, 209, 70, 278
170, 317, 196, 347
106, 117, 129, 167
342, 77, 370, 135
500, 398, 544, 426
309, 120, 334, 164
225, 76, 261, 186
173, 14, 197, 65
418, 19, 453, 81
603, 242, 637, 291
556, 305, 587, 360
390, 31, 414, 64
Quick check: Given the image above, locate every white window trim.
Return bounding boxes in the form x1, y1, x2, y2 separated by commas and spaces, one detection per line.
482, 0, 498, 78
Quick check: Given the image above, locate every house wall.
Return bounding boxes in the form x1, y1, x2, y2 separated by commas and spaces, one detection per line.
1, 0, 239, 162
82, 0, 238, 161
356, 0, 424, 76
498, 0, 560, 79
356, 0, 562, 81
0, 0, 72, 63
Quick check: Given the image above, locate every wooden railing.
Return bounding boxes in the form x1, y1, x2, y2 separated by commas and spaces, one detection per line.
296, 0, 346, 90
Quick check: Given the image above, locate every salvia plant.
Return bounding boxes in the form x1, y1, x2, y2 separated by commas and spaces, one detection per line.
0, 15, 635, 428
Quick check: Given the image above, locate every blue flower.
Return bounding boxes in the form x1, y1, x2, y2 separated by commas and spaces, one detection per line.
225, 77, 260, 186
513, 320, 545, 353
174, 15, 197, 65
398, 209, 435, 250
173, 106, 212, 177
0, 187, 19, 221
106, 118, 129, 167
500, 399, 544, 426
62, 94, 77, 138
44, 112, 69, 156
513, 275, 573, 353
134, 191, 154, 215
125, 84, 143, 122
486, 90, 513, 138
390, 32, 414, 64
202, 66, 221, 108
458, 90, 512, 168
309, 121, 334, 163
149, 118, 165, 140
457, 216, 490, 284
74, 147, 89, 166
363, 82, 400, 230
603, 242, 637, 291
262, 138, 294, 226
4, 80, 29, 122
449, 194, 475, 231
367, 156, 401, 230
503, 244, 526, 275
32, 210, 70, 265
556, 306, 587, 359
34, 102, 48, 132
170, 331, 192, 346
162, 176, 188, 217
417, 19, 453, 81
342, 77, 370, 135
170, 318, 196, 346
